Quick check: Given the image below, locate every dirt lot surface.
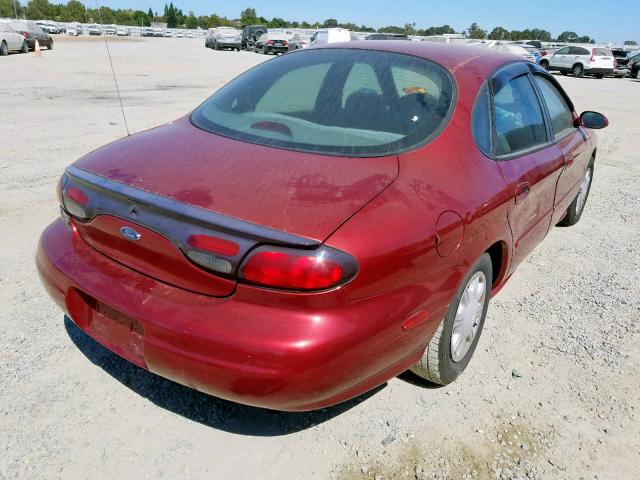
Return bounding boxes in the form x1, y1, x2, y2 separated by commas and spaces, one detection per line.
1, 37, 639, 480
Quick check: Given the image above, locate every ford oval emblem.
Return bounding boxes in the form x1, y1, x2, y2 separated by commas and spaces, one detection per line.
120, 226, 141, 242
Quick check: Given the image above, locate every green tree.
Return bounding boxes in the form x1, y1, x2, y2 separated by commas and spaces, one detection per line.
166, 2, 177, 28
147, 7, 153, 21
268, 17, 287, 28
60, 0, 85, 22
623, 40, 638, 46
25, 0, 52, 19
488, 26, 509, 40
467, 22, 486, 39
323, 18, 338, 28
0, 0, 21, 17
185, 12, 197, 29
133, 9, 150, 26
557, 31, 578, 42
240, 7, 257, 26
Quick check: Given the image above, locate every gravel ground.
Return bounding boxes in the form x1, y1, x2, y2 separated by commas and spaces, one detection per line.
1, 37, 639, 480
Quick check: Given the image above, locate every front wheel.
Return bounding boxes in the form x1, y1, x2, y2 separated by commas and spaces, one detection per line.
21, 40, 28, 53
559, 164, 593, 226
48, 39, 53, 50
540, 60, 549, 70
0, 41, 7, 56
410, 254, 492, 385
572, 64, 584, 78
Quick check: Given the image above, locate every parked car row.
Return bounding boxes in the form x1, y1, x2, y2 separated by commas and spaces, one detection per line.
0, 19, 52, 55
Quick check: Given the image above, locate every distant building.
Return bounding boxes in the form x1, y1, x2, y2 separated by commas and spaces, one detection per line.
151, 22, 167, 29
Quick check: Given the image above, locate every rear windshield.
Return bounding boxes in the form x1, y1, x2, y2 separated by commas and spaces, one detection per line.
593, 48, 613, 56
191, 49, 455, 157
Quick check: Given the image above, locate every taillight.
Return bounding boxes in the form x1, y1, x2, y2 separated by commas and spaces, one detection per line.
22, 31, 29, 38
56, 174, 67, 205
62, 184, 89, 219
283, 41, 288, 46
590, 51, 596, 63
267, 40, 274, 45
187, 234, 239, 257
66, 186, 88, 205
239, 246, 357, 291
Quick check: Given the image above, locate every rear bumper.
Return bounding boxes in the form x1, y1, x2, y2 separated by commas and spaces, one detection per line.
37, 219, 437, 411
265, 45, 288, 53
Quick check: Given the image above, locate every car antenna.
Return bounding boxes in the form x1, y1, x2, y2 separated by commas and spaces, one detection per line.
95, 0, 131, 136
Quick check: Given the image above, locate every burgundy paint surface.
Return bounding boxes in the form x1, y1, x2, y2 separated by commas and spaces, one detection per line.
36, 43, 598, 411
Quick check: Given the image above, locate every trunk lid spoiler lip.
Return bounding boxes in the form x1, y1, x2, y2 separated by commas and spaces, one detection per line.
64, 164, 319, 248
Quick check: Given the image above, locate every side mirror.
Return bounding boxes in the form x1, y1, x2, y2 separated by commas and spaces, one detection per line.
577, 111, 609, 129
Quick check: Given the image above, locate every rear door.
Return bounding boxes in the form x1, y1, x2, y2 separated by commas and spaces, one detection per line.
531, 72, 591, 224
549, 46, 571, 69
489, 63, 565, 272
569, 46, 590, 68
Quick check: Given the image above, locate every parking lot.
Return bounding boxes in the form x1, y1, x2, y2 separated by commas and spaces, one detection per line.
1, 36, 639, 479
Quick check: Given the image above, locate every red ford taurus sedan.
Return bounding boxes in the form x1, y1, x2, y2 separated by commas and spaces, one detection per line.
37, 42, 608, 411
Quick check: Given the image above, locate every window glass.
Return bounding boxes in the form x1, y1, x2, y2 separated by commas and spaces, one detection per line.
191, 49, 455, 156
256, 63, 331, 113
533, 76, 575, 137
593, 48, 613, 56
570, 47, 590, 55
471, 83, 492, 156
555, 47, 570, 55
341, 63, 383, 107
492, 75, 547, 155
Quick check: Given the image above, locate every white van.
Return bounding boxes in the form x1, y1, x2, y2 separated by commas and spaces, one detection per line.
310, 28, 354, 46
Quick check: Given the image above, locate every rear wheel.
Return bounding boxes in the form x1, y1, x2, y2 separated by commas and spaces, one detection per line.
572, 63, 584, 78
559, 164, 594, 226
540, 59, 549, 70
48, 39, 53, 50
21, 40, 28, 53
410, 254, 492, 385
0, 41, 7, 56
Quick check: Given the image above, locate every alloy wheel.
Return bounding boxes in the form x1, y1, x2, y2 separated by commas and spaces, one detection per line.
451, 271, 487, 362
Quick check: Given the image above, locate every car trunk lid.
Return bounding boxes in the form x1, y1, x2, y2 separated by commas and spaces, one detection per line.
66, 117, 398, 295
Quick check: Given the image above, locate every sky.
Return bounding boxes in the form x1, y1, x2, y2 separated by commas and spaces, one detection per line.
97, 0, 638, 44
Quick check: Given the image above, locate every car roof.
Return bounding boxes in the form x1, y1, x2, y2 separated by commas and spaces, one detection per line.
315, 41, 520, 75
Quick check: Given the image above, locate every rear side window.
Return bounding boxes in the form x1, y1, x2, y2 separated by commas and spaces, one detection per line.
533, 76, 575, 138
492, 75, 547, 156
191, 49, 455, 157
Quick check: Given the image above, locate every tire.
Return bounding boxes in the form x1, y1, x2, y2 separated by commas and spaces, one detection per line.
594, 74, 604, 79
636, 70, 640, 80
560, 71, 568, 76
559, 163, 594, 226
0, 41, 7, 56
410, 254, 492, 385
21, 40, 28, 53
572, 63, 584, 78
214, 42, 219, 50
540, 60, 549, 70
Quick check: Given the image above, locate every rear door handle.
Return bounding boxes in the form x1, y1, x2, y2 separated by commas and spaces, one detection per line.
515, 183, 531, 205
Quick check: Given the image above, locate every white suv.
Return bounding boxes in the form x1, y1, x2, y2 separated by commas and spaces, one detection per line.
540, 45, 615, 78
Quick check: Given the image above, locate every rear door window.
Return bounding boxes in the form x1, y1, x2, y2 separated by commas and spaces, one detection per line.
569, 47, 590, 56
492, 75, 547, 156
533, 75, 575, 138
